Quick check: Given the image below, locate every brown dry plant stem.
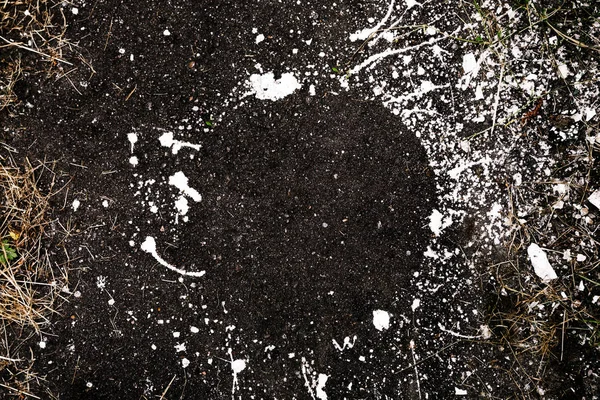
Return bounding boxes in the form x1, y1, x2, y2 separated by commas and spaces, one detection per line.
0, 155, 69, 398
1, 0, 75, 111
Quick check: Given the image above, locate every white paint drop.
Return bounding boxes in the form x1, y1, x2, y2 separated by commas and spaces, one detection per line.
71, 7, 79, 15
181, 358, 190, 368
129, 156, 138, 166
169, 171, 202, 202
163, 29, 171, 36
255, 34, 265, 44
372, 310, 390, 331
127, 132, 137, 153
247, 72, 301, 101
72, 199, 80, 211
527, 243, 557, 282
39, 341, 46, 349
141, 236, 206, 277
411, 298, 421, 311
108, 298, 115, 306
190, 326, 199, 333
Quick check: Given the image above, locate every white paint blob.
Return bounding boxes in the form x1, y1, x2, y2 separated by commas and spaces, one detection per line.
372, 310, 390, 331
72, 199, 80, 211
129, 156, 138, 166
140, 236, 205, 277
255, 34, 265, 44
527, 243, 557, 282
181, 358, 190, 368
248, 72, 301, 101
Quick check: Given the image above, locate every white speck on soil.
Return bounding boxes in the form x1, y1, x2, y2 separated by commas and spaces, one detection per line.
72, 199, 80, 211
527, 244, 558, 282
455, 387, 468, 395
190, 326, 199, 333
163, 29, 171, 36
129, 156, 138, 166
39, 341, 46, 349
255, 34, 265, 44
102, 200, 109, 208
372, 309, 390, 331
181, 358, 190, 368
108, 298, 115, 306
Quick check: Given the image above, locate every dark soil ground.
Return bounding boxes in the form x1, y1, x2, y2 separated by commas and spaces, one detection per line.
2, 0, 599, 399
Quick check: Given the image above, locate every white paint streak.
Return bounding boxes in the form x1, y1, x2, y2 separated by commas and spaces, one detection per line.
140, 236, 205, 277
351, 34, 454, 74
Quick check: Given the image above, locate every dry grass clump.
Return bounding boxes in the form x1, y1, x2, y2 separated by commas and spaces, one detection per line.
487, 121, 600, 394
1, 0, 74, 111
0, 155, 69, 397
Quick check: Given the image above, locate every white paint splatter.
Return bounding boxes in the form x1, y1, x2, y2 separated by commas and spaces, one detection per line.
332, 335, 357, 351
372, 310, 390, 331
316, 374, 328, 400
169, 171, 202, 202
349, 0, 395, 42
228, 348, 247, 399
140, 236, 206, 277
158, 131, 201, 154
528, 244, 558, 282
247, 72, 301, 101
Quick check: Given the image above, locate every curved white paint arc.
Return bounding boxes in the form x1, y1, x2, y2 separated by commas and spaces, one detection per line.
141, 236, 205, 277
